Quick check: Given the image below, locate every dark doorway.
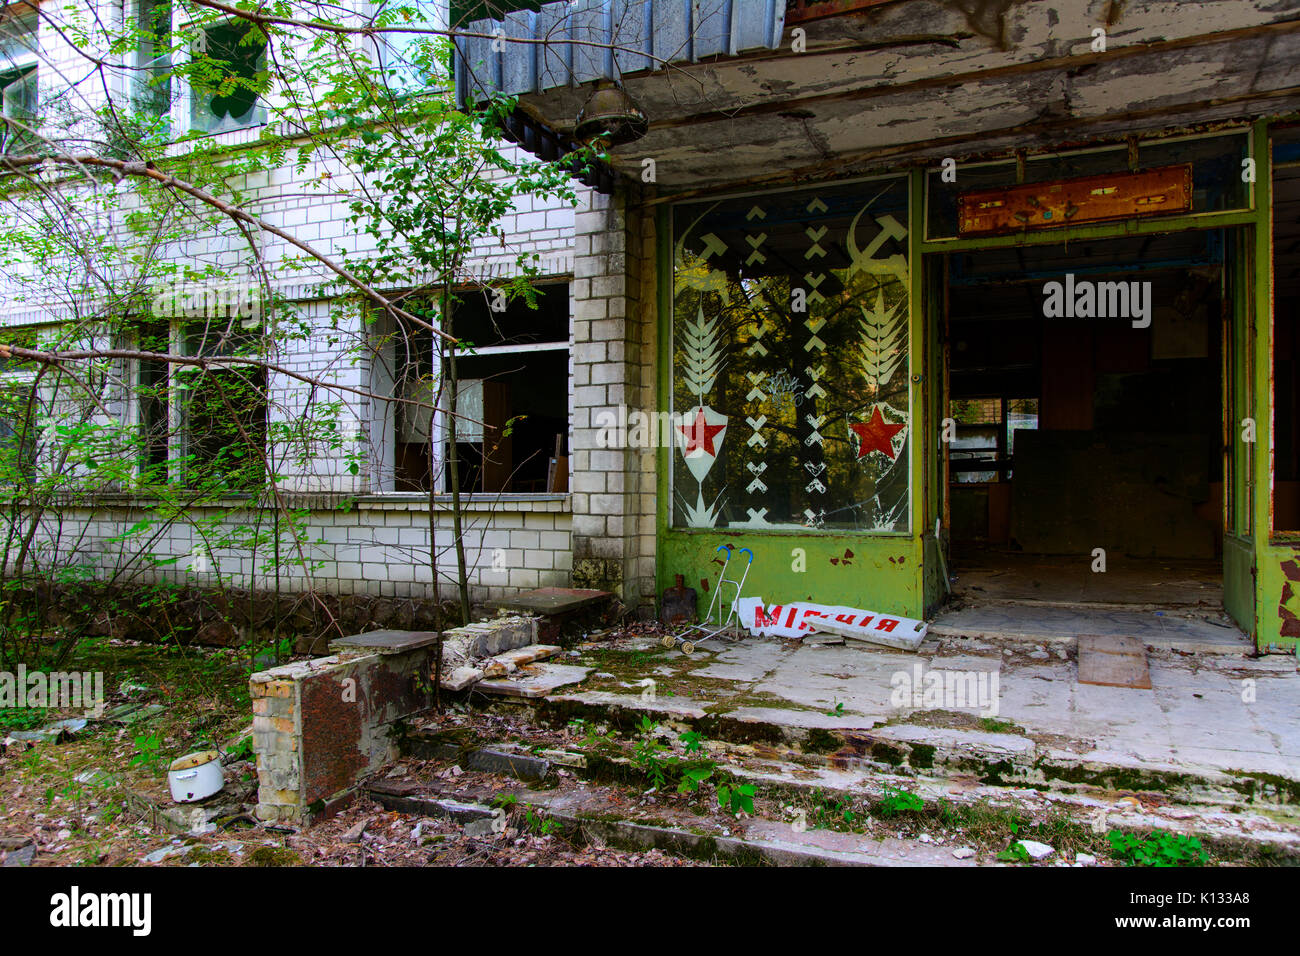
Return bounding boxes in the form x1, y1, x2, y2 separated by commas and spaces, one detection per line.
944, 230, 1225, 609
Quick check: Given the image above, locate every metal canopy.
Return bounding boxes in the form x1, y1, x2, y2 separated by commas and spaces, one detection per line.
455, 0, 787, 107
454, 0, 1300, 190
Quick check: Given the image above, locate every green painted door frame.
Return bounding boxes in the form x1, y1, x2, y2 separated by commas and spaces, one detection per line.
1254, 120, 1300, 653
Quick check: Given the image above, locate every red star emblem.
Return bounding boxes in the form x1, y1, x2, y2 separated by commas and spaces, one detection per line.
678, 407, 726, 456
849, 406, 906, 460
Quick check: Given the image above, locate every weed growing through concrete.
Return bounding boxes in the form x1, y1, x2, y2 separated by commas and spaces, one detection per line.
1108, 829, 1209, 866
806, 788, 857, 831
717, 783, 756, 817
874, 785, 925, 818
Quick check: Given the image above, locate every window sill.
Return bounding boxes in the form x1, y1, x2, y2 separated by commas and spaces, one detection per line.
355, 492, 570, 512
30, 490, 572, 513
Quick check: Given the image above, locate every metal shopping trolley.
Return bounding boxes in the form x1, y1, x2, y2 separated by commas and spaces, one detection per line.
663, 545, 754, 654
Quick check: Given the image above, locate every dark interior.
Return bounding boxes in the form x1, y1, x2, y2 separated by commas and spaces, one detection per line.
946, 231, 1225, 597
395, 284, 570, 493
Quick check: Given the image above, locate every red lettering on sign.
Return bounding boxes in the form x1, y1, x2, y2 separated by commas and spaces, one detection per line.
875, 618, 899, 632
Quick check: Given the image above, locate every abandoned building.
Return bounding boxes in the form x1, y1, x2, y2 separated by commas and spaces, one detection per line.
5, 1, 1300, 845
1, 0, 1299, 659
446, 0, 1300, 656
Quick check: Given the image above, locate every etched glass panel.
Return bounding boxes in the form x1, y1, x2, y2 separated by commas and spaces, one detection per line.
671, 177, 911, 532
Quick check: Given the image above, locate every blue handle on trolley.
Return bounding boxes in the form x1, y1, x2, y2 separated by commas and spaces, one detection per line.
716, 545, 732, 557
739, 548, 754, 564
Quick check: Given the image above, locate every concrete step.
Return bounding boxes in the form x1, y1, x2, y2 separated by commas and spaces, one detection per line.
529, 691, 1300, 819
366, 775, 979, 866
929, 604, 1252, 655
398, 725, 1300, 861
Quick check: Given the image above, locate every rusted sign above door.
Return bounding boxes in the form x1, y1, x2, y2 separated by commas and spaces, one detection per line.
958, 165, 1193, 237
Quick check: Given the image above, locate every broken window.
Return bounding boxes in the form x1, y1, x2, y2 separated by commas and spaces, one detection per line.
131, 0, 173, 124
389, 284, 569, 493
177, 321, 267, 491
670, 176, 911, 532
189, 18, 266, 135
949, 398, 1039, 483
0, 10, 38, 154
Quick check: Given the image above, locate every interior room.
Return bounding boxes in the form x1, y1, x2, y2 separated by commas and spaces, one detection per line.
944, 231, 1226, 608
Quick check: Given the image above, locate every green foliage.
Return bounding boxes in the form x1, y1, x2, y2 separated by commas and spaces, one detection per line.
874, 785, 925, 818
996, 841, 1032, 864
633, 716, 673, 790
523, 804, 561, 837
129, 731, 166, 774
717, 783, 756, 817
224, 736, 255, 763
679, 730, 705, 754
0, 706, 46, 730
808, 789, 857, 829
1107, 829, 1209, 867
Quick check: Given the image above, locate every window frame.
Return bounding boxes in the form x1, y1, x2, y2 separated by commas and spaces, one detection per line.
376, 282, 572, 496
0, 7, 39, 154
667, 172, 915, 535
127, 3, 269, 138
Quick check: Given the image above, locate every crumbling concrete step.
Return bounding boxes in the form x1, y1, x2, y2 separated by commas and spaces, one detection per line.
465, 748, 552, 781
367, 780, 975, 866
571, 816, 973, 867
525, 733, 1300, 860
441, 645, 564, 688
482, 644, 562, 677
368, 780, 496, 822
929, 605, 1251, 655
476, 664, 592, 699
537, 691, 1300, 814
397, 732, 555, 782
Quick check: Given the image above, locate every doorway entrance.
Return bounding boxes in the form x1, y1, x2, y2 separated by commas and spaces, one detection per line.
933, 230, 1249, 649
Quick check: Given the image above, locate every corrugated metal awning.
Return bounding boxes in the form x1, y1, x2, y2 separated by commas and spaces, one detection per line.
455, 0, 787, 107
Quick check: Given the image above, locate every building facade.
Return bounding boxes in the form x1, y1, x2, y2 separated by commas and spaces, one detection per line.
458, 0, 1300, 652
4, 1, 1300, 653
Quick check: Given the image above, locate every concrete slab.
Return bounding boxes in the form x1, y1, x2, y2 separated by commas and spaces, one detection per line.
491, 644, 562, 668
486, 587, 611, 615
475, 664, 593, 699
1077, 634, 1152, 689
329, 629, 441, 655
931, 604, 1250, 654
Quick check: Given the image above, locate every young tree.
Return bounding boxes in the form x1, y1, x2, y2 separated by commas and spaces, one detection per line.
0, 1, 598, 666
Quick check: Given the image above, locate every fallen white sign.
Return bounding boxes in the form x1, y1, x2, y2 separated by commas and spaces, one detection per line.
735, 598, 928, 651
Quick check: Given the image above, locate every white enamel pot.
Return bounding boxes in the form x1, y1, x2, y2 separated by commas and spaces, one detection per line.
167, 750, 225, 803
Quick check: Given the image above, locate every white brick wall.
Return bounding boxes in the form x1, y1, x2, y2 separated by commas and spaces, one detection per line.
40, 496, 571, 602
0, 4, 587, 603
568, 187, 657, 607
